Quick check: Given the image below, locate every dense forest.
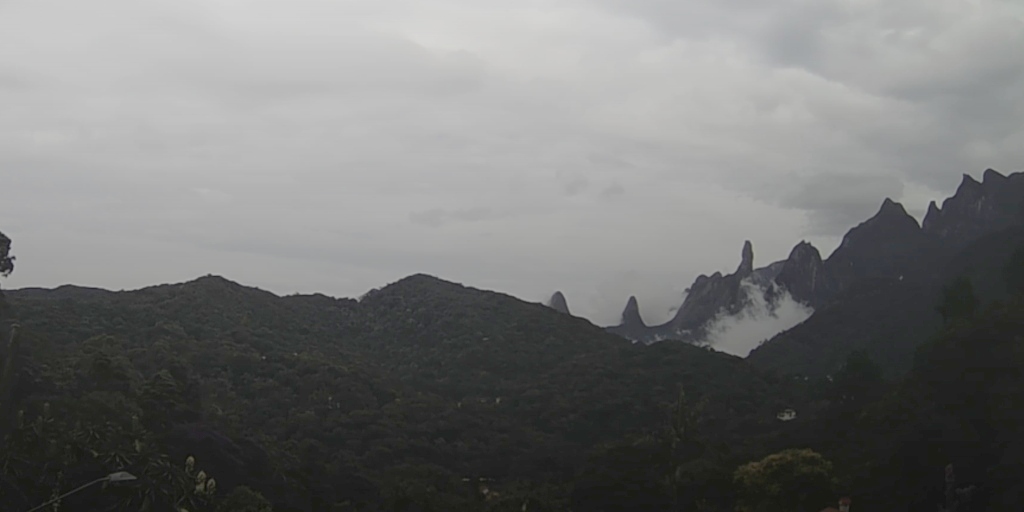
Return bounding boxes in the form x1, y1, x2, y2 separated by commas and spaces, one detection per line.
2, 216, 1023, 511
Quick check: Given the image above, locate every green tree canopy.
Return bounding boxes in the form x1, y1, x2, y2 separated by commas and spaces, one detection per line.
734, 449, 836, 512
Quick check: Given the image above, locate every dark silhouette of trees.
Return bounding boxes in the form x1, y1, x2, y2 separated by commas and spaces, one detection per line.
0, 230, 13, 278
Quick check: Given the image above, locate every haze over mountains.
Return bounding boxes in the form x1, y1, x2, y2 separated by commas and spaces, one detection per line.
10, 167, 1024, 364
4, 167, 1024, 511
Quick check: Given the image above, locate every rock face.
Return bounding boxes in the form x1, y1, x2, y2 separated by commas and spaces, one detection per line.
737, 240, 754, 275
602, 169, 1024, 350
606, 199, 946, 344
749, 260, 786, 288
751, 169, 1024, 377
922, 169, 1024, 247
668, 241, 756, 333
773, 198, 944, 308
547, 291, 571, 315
608, 241, 780, 343
775, 241, 830, 306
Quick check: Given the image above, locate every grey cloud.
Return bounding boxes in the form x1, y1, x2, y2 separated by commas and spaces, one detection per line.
562, 177, 591, 196
589, 0, 1024, 193
587, 152, 634, 170
705, 283, 813, 356
592, 0, 779, 41
780, 173, 905, 236
600, 183, 626, 199
2, 0, 1021, 326
0, 68, 33, 91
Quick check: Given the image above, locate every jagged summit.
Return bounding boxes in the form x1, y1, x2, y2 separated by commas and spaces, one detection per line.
872, 198, 919, 228
620, 296, 644, 327
789, 240, 817, 257
824, 194, 939, 289
983, 168, 1008, 183
878, 197, 908, 215
606, 294, 653, 341
922, 168, 1024, 246
833, 198, 923, 254
601, 167, 1022, 356
548, 291, 571, 315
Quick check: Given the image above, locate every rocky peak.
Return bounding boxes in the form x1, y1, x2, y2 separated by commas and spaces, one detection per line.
776, 241, 831, 306
923, 201, 941, 230
548, 291, 570, 315
737, 240, 754, 276
983, 168, 1008, 184
878, 197, 909, 217
835, 198, 921, 253
620, 296, 644, 327
667, 240, 758, 332
789, 240, 820, 260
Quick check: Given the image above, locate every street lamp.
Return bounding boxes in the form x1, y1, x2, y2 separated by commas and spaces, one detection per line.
25, 471, 137, 512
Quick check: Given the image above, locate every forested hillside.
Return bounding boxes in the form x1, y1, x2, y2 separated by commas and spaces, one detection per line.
2, 215, 1023, 511
2, 255, 818, 511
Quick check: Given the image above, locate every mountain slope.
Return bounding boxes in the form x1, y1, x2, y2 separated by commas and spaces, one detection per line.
749, 226, 1024, 377
821, 198, 943, 293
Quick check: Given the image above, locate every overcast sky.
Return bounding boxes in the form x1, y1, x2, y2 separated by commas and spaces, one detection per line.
2, 0, 1023, 326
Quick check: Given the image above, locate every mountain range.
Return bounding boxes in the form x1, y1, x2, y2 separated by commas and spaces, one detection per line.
549, 168, 1024, 372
